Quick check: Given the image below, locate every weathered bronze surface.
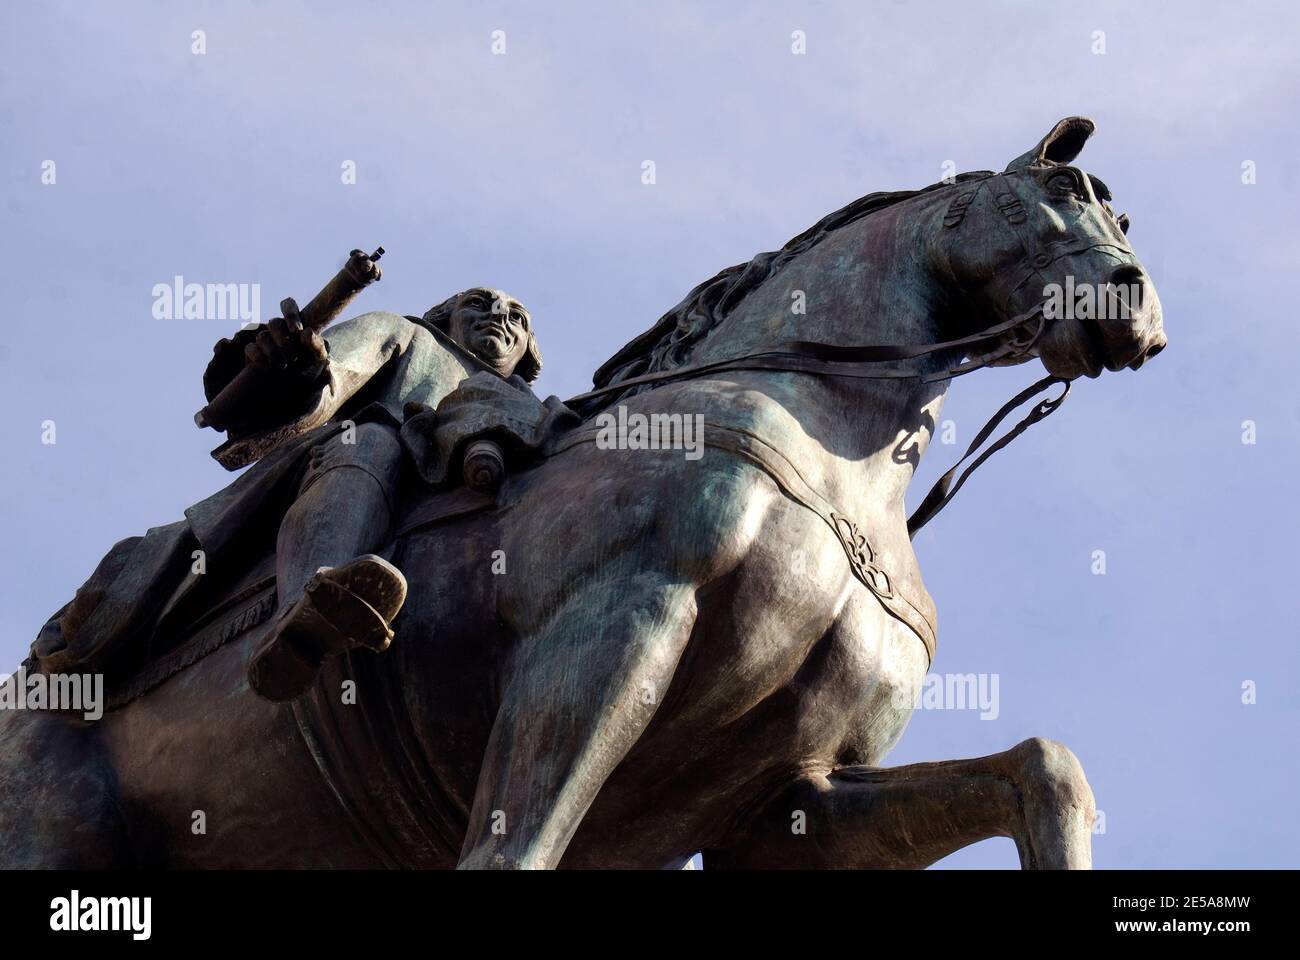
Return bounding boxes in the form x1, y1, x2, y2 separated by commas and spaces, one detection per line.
0, 118, 1165, 869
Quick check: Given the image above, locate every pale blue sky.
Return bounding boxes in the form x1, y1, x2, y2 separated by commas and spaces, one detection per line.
2, 1, 1297, 868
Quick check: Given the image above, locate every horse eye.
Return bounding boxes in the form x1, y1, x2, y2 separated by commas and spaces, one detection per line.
1047, 172, 1079, 196
1117, 213, 1131, 235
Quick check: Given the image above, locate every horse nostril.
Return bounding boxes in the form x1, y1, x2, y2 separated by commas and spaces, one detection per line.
1105, 265, 1147, 321
1109, 265, 1145, 287
1129, 337, 1166, 370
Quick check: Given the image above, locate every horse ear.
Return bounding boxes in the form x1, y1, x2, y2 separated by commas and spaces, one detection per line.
1004, 117, 1096, 171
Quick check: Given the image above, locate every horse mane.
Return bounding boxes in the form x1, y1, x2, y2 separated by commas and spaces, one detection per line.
589, 171, 994, 401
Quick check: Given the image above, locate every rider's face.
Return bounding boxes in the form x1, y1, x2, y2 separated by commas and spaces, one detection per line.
446, 289, 531, 377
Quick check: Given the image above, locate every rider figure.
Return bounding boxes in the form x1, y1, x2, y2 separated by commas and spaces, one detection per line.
242, 288, 542, 700
31, 288, 544, 703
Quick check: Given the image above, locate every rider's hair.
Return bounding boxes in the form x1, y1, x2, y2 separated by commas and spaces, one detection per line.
420, 290, 543, 382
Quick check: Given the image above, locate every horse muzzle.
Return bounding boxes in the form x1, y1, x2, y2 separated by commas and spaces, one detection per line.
1093, 265, 1166, 372
1040, 265, 1166, 378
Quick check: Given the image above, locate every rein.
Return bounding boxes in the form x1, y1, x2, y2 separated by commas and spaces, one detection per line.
905, 374, 1068, 538
565, 170, 1100, 537
565, 303, 1047, 408
565, 302, 1069, 538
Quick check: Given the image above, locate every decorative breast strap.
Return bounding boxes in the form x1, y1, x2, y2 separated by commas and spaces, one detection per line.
549, 422, 937, 662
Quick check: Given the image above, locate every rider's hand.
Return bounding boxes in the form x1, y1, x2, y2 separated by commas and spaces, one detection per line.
244, 298, 329, 380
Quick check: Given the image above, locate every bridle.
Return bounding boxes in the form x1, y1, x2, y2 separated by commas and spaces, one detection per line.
565, 169, 1133, 537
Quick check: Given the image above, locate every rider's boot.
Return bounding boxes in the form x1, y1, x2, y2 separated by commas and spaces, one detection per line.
248, 554, 407, 702
248, 422, 406, 702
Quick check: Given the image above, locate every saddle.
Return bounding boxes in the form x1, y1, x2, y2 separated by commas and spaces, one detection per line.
98, 481, 504, 712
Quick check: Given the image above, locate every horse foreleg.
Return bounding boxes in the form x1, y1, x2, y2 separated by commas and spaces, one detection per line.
705, 738, 1095, 869
457, 575, 697, 869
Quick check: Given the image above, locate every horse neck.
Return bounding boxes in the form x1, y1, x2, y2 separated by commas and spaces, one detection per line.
691, 195, 956, 522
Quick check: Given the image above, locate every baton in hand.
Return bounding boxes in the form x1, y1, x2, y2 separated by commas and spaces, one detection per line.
194, 246, 384, 431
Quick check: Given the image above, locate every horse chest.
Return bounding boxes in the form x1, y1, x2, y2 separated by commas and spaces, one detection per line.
707, 586, 928, 770
819, 592, 931, 764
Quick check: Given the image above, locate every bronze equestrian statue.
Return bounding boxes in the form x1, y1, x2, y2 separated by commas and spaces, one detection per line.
0, 117, 1165, 869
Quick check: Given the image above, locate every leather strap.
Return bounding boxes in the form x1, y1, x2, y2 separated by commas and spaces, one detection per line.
564, 303, 1045, 408
906, 375, 1070, 538
986, 170, 1134, 318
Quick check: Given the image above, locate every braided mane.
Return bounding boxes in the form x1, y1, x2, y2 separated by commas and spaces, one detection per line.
589, 172, 993, 399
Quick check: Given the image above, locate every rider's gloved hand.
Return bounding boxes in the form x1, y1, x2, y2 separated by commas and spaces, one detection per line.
244, 297, 329, 381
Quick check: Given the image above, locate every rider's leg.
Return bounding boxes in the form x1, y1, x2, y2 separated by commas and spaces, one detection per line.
277, 422, 402, 604
248, 422, 408, 701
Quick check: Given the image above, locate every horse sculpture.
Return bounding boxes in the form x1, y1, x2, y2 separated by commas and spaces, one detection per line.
0, 117, 1165, 869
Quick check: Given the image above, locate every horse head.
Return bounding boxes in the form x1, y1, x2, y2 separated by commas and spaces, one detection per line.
938, 116, 1167, 381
